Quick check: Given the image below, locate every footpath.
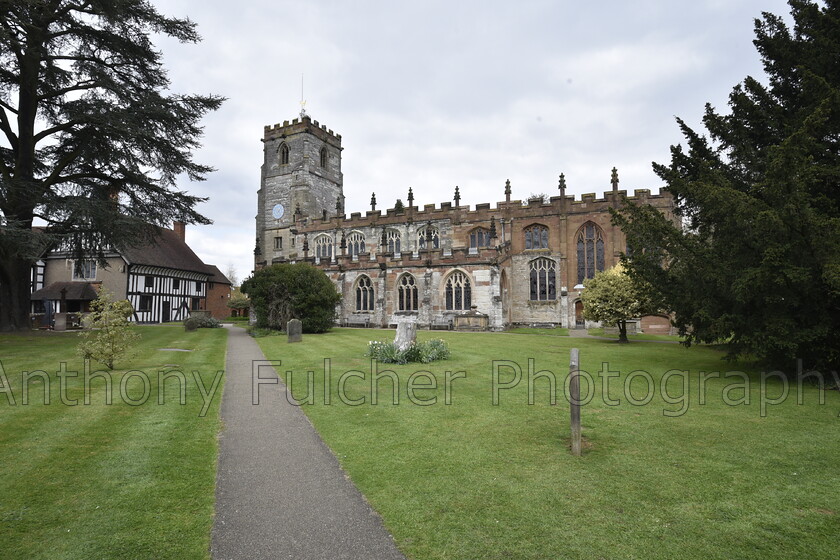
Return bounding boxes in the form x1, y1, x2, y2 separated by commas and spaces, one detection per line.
211, 325, 406, 560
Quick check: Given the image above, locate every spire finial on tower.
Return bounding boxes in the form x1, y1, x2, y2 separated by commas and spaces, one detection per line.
558, 173, 566, 197
454, 186, 461, 206
407, 187, 414, 207
504, 179, 511, 202
371, 192, 377, 211
611, 167, 619, 192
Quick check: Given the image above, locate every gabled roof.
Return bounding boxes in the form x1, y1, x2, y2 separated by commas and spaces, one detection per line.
204, 264, 232, 285
119, 227, 209, 274
31, 282, 99, 301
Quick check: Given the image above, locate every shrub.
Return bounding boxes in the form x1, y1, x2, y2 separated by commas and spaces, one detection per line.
185, 316, 221, 330
365, 339, 450, 364
77, 289, 140, 369
241, 263, 340, 333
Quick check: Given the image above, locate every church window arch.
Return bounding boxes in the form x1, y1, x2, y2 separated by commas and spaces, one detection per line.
279, 142, 290, 165
444, 270, 472, 311
386, 229, 401, 253
314, 234, 333, 259
417, 225, 440, 249
347, 231, 365, 256
576, 222, 605, 284
355, 275, 374, 312
530, 258, 557, 301
469, 227, 491, 249
524, 224, 549, 250
320, 146, 328, 168
397, 274, 419, 312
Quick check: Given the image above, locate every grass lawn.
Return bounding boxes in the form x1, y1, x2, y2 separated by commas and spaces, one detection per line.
255, 328, 840, 560
508, 327, 570, 337
589, 327, 685, 342
0, 325, 227, 560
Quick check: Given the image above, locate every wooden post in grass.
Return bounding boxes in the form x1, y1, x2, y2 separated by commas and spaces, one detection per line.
570, 348, 581, 456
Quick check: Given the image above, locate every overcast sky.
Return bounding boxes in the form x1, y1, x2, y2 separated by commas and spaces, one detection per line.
154, 0, 793, 284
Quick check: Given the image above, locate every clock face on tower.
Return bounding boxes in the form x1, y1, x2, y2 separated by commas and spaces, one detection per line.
272, 203, 285, 220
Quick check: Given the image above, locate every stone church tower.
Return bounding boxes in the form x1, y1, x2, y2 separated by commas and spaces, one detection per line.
255, 114, 343, 267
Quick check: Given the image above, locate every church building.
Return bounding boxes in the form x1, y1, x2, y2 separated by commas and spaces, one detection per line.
254, 114, 675, 331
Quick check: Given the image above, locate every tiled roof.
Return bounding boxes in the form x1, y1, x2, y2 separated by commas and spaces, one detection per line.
204, 264, 232, 285
31, 282, 99, 301
119, 227, 209, 274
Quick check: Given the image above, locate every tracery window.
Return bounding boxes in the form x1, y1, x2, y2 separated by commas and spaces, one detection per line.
576, 222, 605, 284
397, 274, 418, 311
355, 275, 374, 311
417, 226, 440, 249
524, 225, 549, 250
470, 228, 491, 249
387, 230, 401, 253
320, 146, 328, 168
279, 143, 290, 165
347, 232, 365, 256
315, 234, 333, 259
530, 258, 557, 301
445, 271, 472, 310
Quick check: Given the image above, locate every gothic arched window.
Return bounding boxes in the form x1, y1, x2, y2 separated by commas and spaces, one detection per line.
397, 274, 418, 311
387, 230, 401, 253
320, 146, 328, 168
576, 222, 605, 284
530, 258, 557, 301
417, 226, 440, 249
315, 234, 333, 259
279, 143, 290, 165
445, 271, 472, 310
347, 232, 365, 256
524, 224, 549, 250
355, 275, 374, 311
470, 228, 491, 249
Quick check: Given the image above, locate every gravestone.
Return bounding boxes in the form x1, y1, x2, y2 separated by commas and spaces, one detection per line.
287, 319, 302, 343
54, 313, 67, 332
394, 317, 417, 352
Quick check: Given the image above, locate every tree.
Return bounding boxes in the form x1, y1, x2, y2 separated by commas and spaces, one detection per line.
227, 286, 250, 316
224, 263, 239, 287
581, 265, 651, 343
241, 263, 341, 333
77, 288, 139, 369
613, 1, 840, 370
0, 1, 223, 331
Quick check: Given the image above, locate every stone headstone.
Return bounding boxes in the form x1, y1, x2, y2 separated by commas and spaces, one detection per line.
394, 318, 417, 352
53, 312, 67, 332
287, 319, 302, 343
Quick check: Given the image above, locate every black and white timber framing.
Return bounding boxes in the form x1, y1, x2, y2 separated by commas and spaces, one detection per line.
126, 265, 209, 323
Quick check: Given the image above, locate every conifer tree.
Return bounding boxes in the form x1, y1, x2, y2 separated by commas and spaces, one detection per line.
614, 1, 840, 370
0, 1, 223, 331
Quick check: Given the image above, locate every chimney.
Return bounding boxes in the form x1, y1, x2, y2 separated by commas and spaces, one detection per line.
173, 221, 186, 241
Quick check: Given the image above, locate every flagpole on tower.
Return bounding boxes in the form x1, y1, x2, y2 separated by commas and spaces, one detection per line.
299, 73, 307, 118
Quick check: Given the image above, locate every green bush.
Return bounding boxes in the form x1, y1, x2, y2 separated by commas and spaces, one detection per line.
365, 339, 450, 364
241, 263, 340, 333
77, 289, 140, 369
185, 315, 221, 330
